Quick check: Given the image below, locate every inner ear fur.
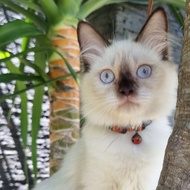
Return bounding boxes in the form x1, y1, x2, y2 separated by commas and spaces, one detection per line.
135, 7, 168, 60
77, 21, 110, 71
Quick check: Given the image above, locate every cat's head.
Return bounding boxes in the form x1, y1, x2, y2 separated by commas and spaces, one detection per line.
78, 7, 178, 127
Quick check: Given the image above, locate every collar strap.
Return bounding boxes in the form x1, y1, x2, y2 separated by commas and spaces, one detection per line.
109, 120, 152, 134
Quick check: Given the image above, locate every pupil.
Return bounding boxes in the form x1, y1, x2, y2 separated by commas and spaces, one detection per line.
143, 68, 147, 74
105, 73, 109, 78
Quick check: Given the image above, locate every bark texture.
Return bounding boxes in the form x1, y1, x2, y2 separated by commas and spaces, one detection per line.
49, 25, 80, 174
156, 1, 190, 189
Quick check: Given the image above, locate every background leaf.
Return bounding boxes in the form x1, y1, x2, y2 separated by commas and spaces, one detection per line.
0, 20, 43, 47
0, 73, 44, 83
0, 0, 48, 31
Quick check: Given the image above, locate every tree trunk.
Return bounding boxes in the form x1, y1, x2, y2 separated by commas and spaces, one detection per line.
156, 1, 190, 189
49, 24, 80, 174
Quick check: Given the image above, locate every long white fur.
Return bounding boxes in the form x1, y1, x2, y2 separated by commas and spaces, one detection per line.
34, 8, 178, 190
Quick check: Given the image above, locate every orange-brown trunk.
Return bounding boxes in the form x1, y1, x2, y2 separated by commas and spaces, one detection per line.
48, 25, 80, 174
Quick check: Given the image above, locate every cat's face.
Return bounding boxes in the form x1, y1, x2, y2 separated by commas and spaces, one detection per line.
78, 8, 178, 127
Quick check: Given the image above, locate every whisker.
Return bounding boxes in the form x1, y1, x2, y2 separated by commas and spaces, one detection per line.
104, 134, 120, 152
83, 98, 116, 119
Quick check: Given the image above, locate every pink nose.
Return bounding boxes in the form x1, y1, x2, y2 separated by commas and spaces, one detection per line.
119, 87, 134, 96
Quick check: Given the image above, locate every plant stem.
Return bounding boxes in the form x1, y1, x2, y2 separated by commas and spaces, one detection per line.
39, 0, 59, 25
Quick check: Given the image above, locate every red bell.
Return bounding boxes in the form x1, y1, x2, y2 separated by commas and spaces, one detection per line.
132, 133, 142, 144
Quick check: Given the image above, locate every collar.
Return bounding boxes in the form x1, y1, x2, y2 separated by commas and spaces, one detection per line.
109, 120, 152, 134
109, 120, 152, 144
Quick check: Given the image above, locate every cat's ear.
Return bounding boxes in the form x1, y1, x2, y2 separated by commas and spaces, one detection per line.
77, 21, 109, 71
136, 7, 168, 60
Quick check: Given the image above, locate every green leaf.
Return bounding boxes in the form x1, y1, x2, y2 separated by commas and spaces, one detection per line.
0, 73, 44, 83
31, 36, 48, 181
34, 37, 49, 70
0, 47, 51, 82
0, 0, 48, 31
57, 0, 79, 17
156, 0, 185, 9
0, 47, 53, 64
2, 57, 28, 149
0, 73, 77, 103
55, 0, 83, 26
19, 58, 49, 81
74, 0, 84, 8
31, 86, 44, 182
0, 20, 43, 47
54, 50, 80, 85
18, 84, 28, 148
12, 0, 44, 14
78, 0, 148, 19
169, 5, 184, 30
38, 0, 59, 25
78, 0, 185, 19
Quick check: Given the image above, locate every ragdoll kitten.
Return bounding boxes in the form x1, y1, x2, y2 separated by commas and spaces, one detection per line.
34, 7, 177, 190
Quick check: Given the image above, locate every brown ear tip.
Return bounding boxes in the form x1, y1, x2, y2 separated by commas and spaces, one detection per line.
154, 7, 165, 12
135, 6, 168, 43
77, 21, 91, 29
77, 21, 89, 40
152, 7, 167, 17
77, 21, 93, 36
78, 21, 85, 29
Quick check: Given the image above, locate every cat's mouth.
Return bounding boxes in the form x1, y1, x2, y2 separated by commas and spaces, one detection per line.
120, 96, 140, 107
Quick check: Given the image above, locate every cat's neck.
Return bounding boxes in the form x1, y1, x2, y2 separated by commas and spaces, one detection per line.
109, 120, 152, 134
83, 118, 153, 131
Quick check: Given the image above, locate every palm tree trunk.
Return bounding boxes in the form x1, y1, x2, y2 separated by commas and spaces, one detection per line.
156, 1, 190, 189
48, 24, 80, 174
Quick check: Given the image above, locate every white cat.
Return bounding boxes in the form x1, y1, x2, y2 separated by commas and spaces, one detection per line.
34, 7, 178, 190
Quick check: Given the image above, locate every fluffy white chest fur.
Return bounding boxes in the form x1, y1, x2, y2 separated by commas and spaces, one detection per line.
34, 7, 177, 190
75, 119, 171, 190
34, 119, 171, 190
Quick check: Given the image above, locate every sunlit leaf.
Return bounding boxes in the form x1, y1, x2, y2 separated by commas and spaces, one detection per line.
0, 47, 53, 63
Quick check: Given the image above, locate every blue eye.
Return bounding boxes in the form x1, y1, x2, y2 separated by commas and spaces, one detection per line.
137, 65, 152, 79
100, 69, 115, 84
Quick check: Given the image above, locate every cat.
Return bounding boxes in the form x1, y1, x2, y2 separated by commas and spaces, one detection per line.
34, 7, 178, 190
